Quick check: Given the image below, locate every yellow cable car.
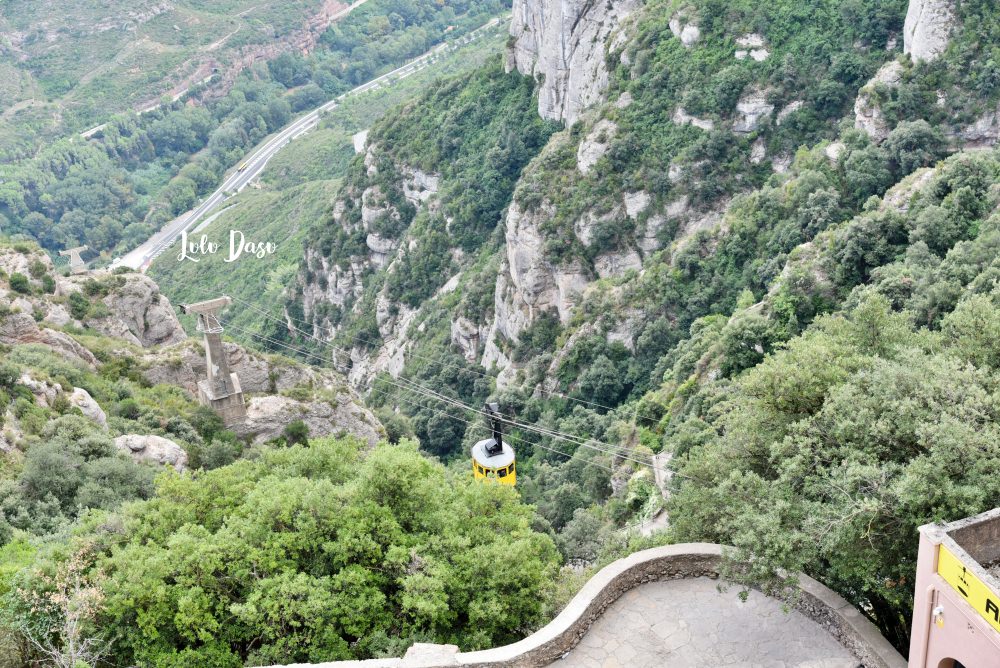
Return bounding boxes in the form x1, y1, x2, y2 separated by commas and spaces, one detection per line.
471, 402, 516, 485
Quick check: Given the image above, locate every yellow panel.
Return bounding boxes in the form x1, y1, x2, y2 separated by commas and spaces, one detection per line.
938, 544, 1000, 634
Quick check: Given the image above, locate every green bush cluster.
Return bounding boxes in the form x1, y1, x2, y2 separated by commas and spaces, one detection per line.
5, 439, 560, 666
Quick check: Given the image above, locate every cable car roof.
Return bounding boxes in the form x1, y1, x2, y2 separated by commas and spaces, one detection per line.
471, 438, 515, 468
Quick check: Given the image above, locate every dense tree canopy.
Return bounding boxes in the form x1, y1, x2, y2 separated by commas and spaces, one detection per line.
6, 439, 560, 666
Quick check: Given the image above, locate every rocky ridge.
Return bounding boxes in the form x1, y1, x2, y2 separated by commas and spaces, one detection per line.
0, 244, 381, 450
507, 0, 639, 124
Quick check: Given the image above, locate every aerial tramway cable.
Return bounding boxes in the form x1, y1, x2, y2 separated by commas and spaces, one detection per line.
220, 316, 654, 470
226, 295, 664, 424
221, 320, 628, 475
221, 297, 649, 461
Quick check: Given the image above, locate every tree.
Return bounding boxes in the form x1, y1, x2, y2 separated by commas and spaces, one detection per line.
667, 296, 1000, 651
4, 543, 111, 668
28, 439, 560, 665
575, 355, 625, 407
884, 120, 944, 175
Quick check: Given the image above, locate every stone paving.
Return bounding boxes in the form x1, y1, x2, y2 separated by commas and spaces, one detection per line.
554, 577, 861, 668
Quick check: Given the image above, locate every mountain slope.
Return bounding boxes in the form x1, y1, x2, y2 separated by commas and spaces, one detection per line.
283, 0, 1000, 649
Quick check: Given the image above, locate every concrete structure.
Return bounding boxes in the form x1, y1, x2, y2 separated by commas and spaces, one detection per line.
179, 296, 246, 426
909, 509, 1000, 668
59, 245, 88, 274
264, 543, 905, 668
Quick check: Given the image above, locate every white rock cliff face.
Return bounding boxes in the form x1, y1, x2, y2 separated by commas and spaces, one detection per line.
904, 0, 956, 62
508, 0, 638, 124
482, 201, 589, 372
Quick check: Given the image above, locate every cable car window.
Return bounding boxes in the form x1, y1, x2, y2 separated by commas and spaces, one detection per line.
498, 467, 507, 477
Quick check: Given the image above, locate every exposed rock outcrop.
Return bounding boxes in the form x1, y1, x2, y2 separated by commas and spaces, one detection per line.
70, 387, 107, 428
733, 89, 774, 133
72, 273, 186, 347
669, 17, 701, 47
483, 201, 589, 368
451, 316, 488, 362
231, 394, 380, 446
402, 168, 440, 205
0, 313, 99, 367
508, 0, 638, 123
735, 33, 769, 61
955, 104, 1000, 148
673, 107, 714, 131
114, 434, 188, 471
143, 339, 333, 395
594, 250, 642, 278
854, 60, 905, 143
577, 119, 618, 175
904, 0, 956, 62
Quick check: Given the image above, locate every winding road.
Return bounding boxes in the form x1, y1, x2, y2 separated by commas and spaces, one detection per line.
117, 16, 504, 273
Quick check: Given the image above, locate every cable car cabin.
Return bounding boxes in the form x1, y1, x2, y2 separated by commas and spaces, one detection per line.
471, 402, 515, 485
471, 438, 516, 485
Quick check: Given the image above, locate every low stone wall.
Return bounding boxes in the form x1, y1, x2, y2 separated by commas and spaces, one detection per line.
269, 543, 907, 668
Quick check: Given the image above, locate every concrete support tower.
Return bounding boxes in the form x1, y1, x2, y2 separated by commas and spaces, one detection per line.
180, 296, 247, 426
59, 245, 88, 274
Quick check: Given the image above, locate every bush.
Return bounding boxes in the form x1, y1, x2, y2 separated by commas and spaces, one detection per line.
40, 274, 55, 294
282, 419, 310, 446
0, 364, 18, 390
8, 273, 29, 294
68, 291, 90, 320
27, 259, 46, 279
115, 398, 141, 420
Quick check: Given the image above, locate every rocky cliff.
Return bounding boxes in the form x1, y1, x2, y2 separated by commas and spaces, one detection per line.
903, 0, 956, 62
0, 243, 380, 448
507, 0, 638, 124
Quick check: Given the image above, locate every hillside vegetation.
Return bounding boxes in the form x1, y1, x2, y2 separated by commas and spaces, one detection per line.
0, 0, 507, 260
283, 0, 1000, 652
148, 22, 507, 340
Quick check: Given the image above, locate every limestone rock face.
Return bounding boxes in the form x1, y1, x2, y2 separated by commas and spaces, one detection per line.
669, 17, 700, 47
232, 394, 381, 446
70, 387, 107, 428
402, 168, 440, 205
450, 316, 487, 362
904, 0, 956, 62
854, 60, 905, 143
735, 33, 769, 61
594, 250, 642, 279
0, 313, 98, 367
673, 107, 714, 131
69, 273, 186, 347
577, 119, 618, 175
114, 434, 188, 471
366, 233, 398, 270
508, 0, 638, 124
143, 340, 327, 396
482, 201, 589, 370
733, 89, 774, 133
623, 191, 651, 220
956, 104, 1000, 148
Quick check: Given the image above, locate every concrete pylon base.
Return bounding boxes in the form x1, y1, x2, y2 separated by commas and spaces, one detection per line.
197, 374, 247, 426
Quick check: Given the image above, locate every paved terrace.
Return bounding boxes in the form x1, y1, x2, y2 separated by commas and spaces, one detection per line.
560, 577, 857, 667
271, 544, 906, 668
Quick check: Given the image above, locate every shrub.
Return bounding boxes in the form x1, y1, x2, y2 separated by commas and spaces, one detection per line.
8, 273, 29, 294
0, 364, 18, 389
282, 419, 310, 446
68, 292, 90, 320
27, 259, 46, 279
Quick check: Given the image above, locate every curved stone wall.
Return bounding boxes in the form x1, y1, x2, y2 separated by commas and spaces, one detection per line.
270, 543, 907, 668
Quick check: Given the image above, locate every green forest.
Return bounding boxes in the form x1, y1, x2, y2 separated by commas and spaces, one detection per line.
0, 0, 506, 260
